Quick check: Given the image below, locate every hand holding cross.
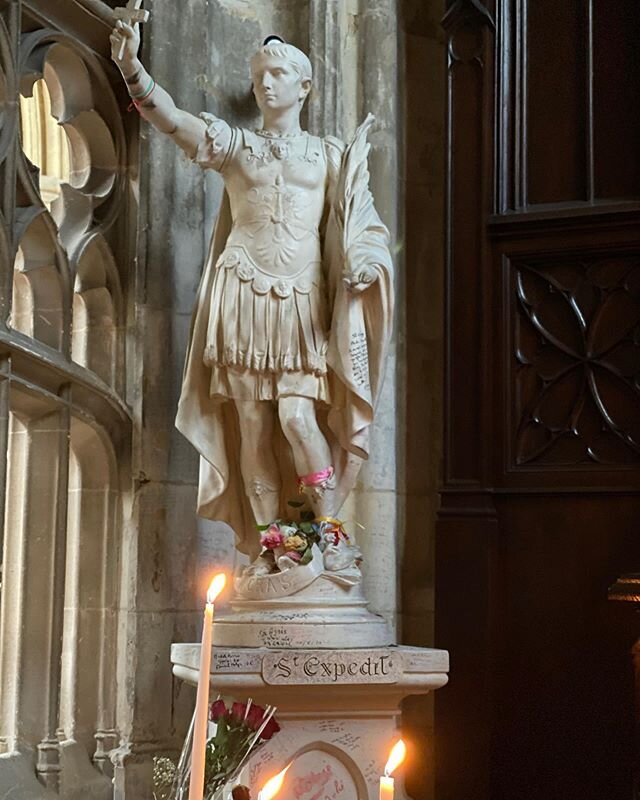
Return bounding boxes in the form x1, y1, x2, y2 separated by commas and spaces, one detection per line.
112, 0, 149, 61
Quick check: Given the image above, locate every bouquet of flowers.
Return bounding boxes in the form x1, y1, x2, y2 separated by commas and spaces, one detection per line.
153, 698, 280, 800
205, 699, 280, 794
257, 502, 357, 574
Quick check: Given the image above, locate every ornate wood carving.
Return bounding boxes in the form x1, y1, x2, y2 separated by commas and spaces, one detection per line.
511, 253, 640, 466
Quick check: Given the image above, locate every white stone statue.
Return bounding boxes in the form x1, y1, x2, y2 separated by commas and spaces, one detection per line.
111, 25, 393, 574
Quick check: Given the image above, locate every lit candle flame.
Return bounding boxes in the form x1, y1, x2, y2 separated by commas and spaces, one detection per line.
258, 764, 291, 800
384, 739, 407, 777
207, 574, 226, 605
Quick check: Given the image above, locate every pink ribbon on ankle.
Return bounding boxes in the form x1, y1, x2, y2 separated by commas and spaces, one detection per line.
298, 465, 334, 490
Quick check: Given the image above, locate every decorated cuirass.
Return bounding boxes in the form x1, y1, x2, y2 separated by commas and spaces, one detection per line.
222, 129, 327, 283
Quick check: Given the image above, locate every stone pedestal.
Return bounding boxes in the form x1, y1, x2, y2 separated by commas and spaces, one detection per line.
214, 574, 392, 650
171, 644, 448, 799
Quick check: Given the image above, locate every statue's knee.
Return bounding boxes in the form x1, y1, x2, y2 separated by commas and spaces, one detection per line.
279, 404, 310, 442
245, 477, 279, 499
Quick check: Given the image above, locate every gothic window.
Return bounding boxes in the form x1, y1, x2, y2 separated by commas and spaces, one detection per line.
0, 4, 132, 794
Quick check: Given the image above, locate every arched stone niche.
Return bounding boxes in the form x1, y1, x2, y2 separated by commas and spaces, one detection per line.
19, 35, 121, 244
11, 209, 68, 350
60, 416, 119, 775
72, 233, 122, 387
16, 33, 125, 381
0, 17, 132, 798
20, 77, 71, 208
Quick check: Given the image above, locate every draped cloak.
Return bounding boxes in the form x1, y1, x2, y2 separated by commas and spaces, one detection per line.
175, 117, 394, 558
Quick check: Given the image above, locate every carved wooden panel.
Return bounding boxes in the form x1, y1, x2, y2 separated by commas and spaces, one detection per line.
511, 253, 640, 466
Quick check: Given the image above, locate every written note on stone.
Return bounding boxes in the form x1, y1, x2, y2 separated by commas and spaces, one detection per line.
349, 331, 370, 391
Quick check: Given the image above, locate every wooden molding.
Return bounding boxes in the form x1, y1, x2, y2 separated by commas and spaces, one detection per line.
442, 0, 496, 32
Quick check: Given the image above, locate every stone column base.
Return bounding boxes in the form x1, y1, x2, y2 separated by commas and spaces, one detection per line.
0, 752, 57, 800
171, 644, 449, 799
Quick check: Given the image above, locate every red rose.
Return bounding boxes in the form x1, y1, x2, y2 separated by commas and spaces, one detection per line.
245, 703, 266, 731
261, 716, 281, 741
228, 701, 247, 724
209, 699, 227, 722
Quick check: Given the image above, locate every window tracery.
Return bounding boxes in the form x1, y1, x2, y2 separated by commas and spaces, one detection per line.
0, 6, 132, 792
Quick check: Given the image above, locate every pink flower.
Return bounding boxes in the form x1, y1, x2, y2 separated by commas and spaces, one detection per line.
260, 524, 285, 550
209, 699, 227, 722
285, 550, 302, 562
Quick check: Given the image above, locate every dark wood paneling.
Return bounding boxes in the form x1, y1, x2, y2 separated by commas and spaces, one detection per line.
436, 0, 640, 798
593, 0, 640, 200
525, 0, 588, 205
493, 494, 638, 800
445, 0, 493, 485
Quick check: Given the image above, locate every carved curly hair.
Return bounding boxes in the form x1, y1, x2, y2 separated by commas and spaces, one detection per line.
250, 37, 313, 82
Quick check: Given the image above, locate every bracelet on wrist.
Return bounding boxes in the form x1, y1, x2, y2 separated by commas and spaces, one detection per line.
130, 75, 155, 101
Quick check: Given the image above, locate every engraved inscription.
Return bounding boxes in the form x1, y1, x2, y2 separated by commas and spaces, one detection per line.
262, 649, 400, 685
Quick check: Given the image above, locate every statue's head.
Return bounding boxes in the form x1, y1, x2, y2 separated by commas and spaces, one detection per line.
250, 36, 312, 116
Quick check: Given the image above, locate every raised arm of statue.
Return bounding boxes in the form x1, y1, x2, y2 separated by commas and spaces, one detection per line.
110, 21, 232, 166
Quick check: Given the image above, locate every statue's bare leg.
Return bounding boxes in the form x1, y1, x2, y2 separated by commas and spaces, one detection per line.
278, 396, 337, 518
235, 400, 280, 525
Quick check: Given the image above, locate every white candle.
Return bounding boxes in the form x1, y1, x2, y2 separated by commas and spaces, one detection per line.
379, 775, 395, 800
379, 740, 406, 800
188, 574, 226, 800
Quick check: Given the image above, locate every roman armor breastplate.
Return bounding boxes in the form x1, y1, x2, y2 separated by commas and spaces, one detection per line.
222, 129, 327, 278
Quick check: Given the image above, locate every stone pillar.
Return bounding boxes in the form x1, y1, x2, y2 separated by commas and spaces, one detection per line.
0, 406, 70, 794
353, 0, 402, 634
307, 0, 343, 138
58, 420, 116, 799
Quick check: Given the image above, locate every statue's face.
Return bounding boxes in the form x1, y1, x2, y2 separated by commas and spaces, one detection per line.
251, 54, 309, 115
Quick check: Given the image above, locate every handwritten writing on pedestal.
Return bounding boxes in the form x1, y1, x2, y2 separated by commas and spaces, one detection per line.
213, 650, 261, 673
333, 731, 362, 749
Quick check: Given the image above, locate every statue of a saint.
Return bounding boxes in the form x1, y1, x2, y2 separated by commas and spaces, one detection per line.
111, 25, 393, 564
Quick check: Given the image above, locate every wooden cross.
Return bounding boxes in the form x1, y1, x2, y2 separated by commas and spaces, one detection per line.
113, 0, 150, 60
